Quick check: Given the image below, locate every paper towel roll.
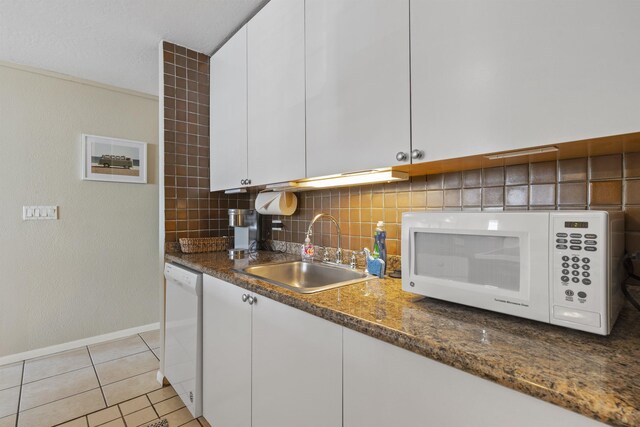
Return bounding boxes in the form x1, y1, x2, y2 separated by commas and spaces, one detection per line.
255, 191, 298, 216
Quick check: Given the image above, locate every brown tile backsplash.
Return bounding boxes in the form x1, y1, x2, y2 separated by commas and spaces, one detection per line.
558, 157, 588, 182
163, 41, 249, 245
589, 154, 623, 180
262, 154, 640, 259
590, 180, 622, 206
530, 161, 557, 184
557, 182, 587, 206
505, 164, 529, 186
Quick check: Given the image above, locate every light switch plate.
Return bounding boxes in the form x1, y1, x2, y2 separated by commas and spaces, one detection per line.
23, 206, 58, 220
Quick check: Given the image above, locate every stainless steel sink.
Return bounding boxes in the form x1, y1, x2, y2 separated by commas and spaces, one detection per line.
235, 261, 371, 294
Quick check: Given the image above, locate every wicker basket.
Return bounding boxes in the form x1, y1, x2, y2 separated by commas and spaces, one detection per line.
179, 237, 230, 254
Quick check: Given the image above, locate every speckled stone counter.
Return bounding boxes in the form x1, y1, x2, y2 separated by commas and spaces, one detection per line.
166, 250, 640, 427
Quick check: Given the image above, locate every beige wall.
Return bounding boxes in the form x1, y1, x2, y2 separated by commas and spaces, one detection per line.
0, 63, 159, 357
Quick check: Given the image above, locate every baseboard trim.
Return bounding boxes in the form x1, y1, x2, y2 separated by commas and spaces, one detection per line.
0, 322, 160, 366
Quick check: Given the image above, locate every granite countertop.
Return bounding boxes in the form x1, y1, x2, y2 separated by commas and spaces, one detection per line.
166, 250, 640, 427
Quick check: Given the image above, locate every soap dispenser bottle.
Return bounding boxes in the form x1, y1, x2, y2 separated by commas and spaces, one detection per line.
375, 221, 387, 275
301, 235, 315, 261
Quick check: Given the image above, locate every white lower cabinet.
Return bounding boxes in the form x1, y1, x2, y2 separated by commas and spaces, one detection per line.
204, 274, 604, 427
343, 328, 604, 427
202, 274, 342, 427
202, 275, 251, 427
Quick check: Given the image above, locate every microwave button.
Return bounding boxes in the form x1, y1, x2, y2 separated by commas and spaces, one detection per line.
582, 271, 590, 277
556, 238, 568, 243
585, 246, 597, 252
582, 264, 590, 270
562, 262, 570, 268
582, 258, 590, 264
584, 240, 597, 245
570, 245, 582, 251
571, 270, 580, 276
585, 234, 597, 239
561, 276, 570, 283
565, 290, 574, 297
556, 232, 568, 237
572, 256, 580, 262
570, 233, 582, 238
572, 263, 580, 269
562, 269, 570, 275
570, 239, 582, 244
583, 278, 592, 285
556, 244, 568, 250
572, 277, 580, 283
562, 255, 570, 261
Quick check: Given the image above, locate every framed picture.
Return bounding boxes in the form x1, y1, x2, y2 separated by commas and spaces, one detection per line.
82, 134, 147, 184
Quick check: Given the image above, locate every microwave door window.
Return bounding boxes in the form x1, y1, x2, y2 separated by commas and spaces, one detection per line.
414, 232, 521, 292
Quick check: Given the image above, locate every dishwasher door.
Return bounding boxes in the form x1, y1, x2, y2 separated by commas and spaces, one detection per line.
164, 263, 202, 418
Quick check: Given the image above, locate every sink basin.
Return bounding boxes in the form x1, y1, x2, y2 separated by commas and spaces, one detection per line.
235, 261, 371, 294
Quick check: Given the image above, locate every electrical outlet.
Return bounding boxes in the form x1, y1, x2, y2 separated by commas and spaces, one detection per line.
23, 206, 58, 220
272, 220, 284, 231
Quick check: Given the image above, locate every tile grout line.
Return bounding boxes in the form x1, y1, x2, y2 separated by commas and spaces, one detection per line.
16, 386, 104, 417
88, 345, 109, 409
20, 362, 94, 387
113, 401, 127, 427
14, 361, 24, 427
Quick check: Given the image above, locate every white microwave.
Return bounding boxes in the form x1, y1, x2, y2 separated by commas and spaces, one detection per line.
401, 211, 625, 335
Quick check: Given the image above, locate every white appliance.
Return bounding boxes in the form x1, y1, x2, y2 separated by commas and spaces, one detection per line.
402, 211, 625, 335
164, 263, 203, 417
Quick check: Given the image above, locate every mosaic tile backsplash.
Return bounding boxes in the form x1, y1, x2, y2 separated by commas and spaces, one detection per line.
262, 152, 640, 270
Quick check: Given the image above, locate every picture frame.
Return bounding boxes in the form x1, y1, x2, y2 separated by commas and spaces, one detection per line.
82, 134, 147, 184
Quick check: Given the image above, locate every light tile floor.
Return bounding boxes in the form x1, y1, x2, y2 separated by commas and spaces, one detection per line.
0, 330, 211, 427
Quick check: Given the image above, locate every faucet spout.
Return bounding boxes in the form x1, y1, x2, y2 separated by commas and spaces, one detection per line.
306, 213, 343, 264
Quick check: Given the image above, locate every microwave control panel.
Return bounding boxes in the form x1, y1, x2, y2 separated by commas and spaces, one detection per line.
550, 214, 607, 331
550, 213, 608, 330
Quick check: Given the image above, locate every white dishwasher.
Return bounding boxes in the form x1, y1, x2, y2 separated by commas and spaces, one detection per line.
164, 262, 202, 418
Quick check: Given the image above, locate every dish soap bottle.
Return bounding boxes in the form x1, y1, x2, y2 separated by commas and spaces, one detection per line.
301, 235, 315, 261
375, 221, 387, 275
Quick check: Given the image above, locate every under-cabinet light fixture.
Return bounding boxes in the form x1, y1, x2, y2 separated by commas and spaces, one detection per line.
484, 146, 559, 160
266, 169, 409, 191
224, 188, 248, 194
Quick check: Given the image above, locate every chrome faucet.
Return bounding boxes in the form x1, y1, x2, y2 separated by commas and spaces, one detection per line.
306, 213, 343, 264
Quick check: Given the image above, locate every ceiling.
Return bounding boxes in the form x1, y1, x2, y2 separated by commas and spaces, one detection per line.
0, 0, 267, 95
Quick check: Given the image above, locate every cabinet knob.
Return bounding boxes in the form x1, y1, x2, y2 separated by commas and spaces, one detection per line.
247, 295, 257, 305
411, 149, 424, 160
396, 152, 408, 162
246, 179, 251, 185
242, 294, 249, 302
240, 179, 246, 185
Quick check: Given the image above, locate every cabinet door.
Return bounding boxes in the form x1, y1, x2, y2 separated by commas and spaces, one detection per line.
210, 26, 248, 191
202, 275, 251, 427
411, 0, 640, 162
343, 329, 604, 427
252, 295, 342, 427
306, 0, 411, 178
248, 0, 306, 186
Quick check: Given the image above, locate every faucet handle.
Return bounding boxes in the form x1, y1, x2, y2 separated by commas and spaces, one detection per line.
335, 248, 343, 264
322, 247, 330, 262
350, 253, 357, 269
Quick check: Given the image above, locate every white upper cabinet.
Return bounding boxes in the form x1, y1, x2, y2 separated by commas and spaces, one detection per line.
248, 0, 306, 186
306, 0, 411, 178
411, 0, 640, 162
210, 26, 248, 192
